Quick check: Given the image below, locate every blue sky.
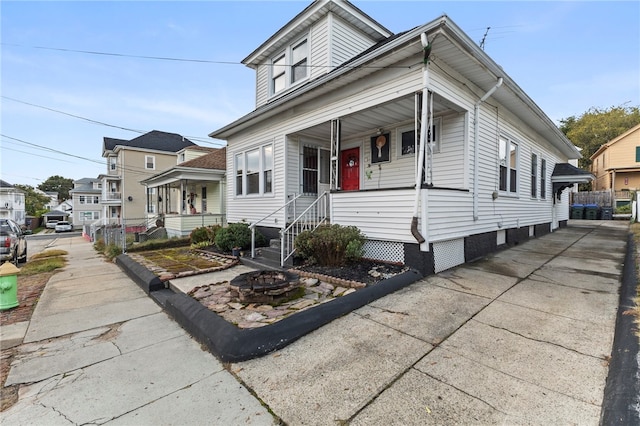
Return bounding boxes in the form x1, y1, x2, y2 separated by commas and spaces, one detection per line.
2, 0, 639, 186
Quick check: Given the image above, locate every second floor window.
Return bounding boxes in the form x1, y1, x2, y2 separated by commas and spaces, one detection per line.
145, 155, 155, 170
270, 37, 308, 95
109, 157, 117, 171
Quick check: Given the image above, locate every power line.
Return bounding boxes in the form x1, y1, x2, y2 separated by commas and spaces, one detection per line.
1, 96, 226, 147
2, 96, 146, 134
1, 42, 413, 70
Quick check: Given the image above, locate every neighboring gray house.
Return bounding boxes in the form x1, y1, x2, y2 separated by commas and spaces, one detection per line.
0, 180, 26, 225
69, 177, 103, 228
210, 0, 587, 275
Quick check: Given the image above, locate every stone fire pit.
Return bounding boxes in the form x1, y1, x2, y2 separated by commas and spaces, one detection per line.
229, 270, 302, 304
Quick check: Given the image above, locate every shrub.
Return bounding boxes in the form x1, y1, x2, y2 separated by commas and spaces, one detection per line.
294, 224, 365, 266
93, 239, 106, 253
190, 225, 221, 245
214, 223, 266, 252
105, 244, 122, 260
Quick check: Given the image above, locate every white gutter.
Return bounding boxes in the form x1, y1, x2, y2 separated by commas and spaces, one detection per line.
472, 77, 503, 221
410, 32, 431, 244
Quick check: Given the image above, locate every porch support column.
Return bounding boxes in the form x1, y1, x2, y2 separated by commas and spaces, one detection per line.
330, 119, 341, 190
180, 180, 186, 214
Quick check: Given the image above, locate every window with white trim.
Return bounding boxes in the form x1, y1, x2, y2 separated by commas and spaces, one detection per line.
270, 36, 308, 95
398, 118, 441, 157
145, 155, 155, 170
235, 143, 274, 196
499, 135, 518, 193
540, 159, 547, 199
531, 153, 538, 198
80, 211, 100, 220
302, 146, 330, 195
109, 156, 117, 171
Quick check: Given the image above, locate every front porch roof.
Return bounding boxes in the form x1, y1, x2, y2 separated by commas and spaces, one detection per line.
141, 167, 224, 188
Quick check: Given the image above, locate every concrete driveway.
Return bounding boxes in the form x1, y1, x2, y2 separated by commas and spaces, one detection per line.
232, 221, 627, 425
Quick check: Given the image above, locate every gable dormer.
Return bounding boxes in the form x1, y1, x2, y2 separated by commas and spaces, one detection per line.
243, 0, 392, 108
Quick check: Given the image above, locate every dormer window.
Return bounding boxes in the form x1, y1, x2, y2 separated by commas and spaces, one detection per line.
271, 37, 308, 95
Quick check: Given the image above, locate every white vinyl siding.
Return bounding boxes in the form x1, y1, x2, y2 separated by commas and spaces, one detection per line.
330, 14, 377, 68
226, 39, 571, 240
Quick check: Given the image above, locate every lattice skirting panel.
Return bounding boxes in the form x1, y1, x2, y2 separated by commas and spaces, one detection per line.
363, 240, 404, 264
433, 238, 465, 273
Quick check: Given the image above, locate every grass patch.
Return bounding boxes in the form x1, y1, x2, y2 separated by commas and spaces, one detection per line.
30, 249, 68, 260
19, 257, 66, 276
136, 247, 224, 272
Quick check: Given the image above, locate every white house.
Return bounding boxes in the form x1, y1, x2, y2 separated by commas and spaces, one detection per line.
0, 180, 26, 225
209, 0, 589, 275
69, 177, 103, 228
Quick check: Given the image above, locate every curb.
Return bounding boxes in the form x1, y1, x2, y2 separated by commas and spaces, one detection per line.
115, 254, 165, 294
115, 254, 422, 362
600, 232, 640, 424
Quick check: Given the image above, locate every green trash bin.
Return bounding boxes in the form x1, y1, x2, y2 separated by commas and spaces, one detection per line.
571, 204, 585, 219
585, 204, 599, 220
600, 207, 613, 220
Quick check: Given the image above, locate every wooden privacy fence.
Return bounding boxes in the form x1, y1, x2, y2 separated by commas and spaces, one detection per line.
570, 190, 613, 206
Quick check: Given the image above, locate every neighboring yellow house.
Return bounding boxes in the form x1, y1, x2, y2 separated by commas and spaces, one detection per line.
590, 123, 640, 205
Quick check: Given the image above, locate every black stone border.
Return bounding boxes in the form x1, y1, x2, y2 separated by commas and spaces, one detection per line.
116, 254, 165, 294
116, 253, 423, 363
600, 232, 640, 424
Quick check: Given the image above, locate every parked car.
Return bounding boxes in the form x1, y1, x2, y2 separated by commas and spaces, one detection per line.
45, 220, 59, 229
54, 221, 73, 233
0, 218, 27, 265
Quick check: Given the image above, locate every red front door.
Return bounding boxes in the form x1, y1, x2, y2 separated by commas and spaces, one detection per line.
340, 147, 360, 191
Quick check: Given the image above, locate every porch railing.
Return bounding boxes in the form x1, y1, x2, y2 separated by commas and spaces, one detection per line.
249, 194, 302, 259
281, 191, 330, 266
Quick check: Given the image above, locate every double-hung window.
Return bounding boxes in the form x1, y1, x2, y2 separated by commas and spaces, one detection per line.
540, 159, 547, 199
531, 153, 538, 198
270, 37, 308, 95
235, 144, 274, 196
145, 155, 155, 170
499, 135, 518, 194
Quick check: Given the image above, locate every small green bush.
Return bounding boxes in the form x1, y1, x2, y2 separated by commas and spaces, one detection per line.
294, 224, 365, 266
616, 204, 632, 214
105, 244, 122, 260
93, 239, 106, 253
215, 223, 266, 252
190, 225, 221, 245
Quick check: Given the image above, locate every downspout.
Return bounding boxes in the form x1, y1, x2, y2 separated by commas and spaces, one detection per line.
473, 77, 503, 221
410, 33, 432, 244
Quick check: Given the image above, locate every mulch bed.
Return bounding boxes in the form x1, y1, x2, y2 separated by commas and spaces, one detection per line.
294, 259, 408, 286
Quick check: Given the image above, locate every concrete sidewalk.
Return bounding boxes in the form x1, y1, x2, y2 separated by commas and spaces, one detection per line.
0, 220, 631, 425
1, 236, 276, 425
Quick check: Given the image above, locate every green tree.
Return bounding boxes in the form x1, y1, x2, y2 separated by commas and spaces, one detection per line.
15, 184, 50, 216
37, 175, 74, 202
560, 104, 640, 169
